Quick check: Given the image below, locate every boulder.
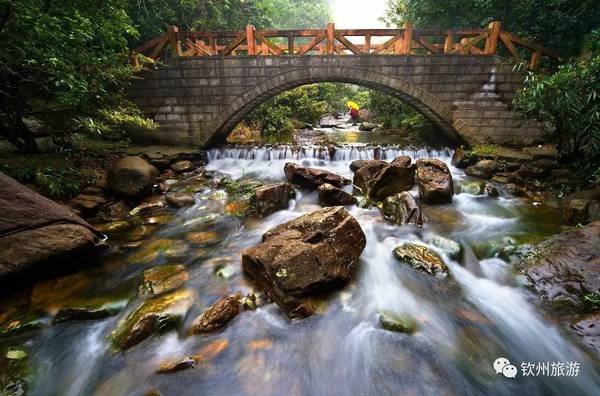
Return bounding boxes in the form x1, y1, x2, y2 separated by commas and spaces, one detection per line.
242, 206, 366, 318
393, 243, 449, 276
571, 313, 600, 356
54, 301, 127, 323
171, 160, 194, 173
561, 199, 600, 226
359, 122, 378, 131
485, 185, 500, 197
465, 160, 497, 179
352, 157, 415, 201
110, 289, 195, 349
381, 192, 426, 226
349, 160, 369, 172
166, 192, 196, 208
68, 193, 107, 217
451, 148, 478, 168
190, 296, 241, 334
0, 172, 108, 284
107, 156, 159, 198
317, 183, 357, 206
352, 160, 388, 192
415, 159, 454, 204
284, 163, 350, 189
254, 182, 296, 217
367, 156, 415, 201
517, 221, 600, 310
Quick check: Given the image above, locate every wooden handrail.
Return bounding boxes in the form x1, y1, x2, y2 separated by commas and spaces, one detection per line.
132, 21, 558, 70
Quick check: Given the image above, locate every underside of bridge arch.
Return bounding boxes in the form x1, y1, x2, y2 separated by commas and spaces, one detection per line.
128, 55, 547, 147
206, 68, 462, 146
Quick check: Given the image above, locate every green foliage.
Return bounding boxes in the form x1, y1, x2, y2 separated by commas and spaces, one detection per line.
515, 54, 600, 165
367, 90, 426, 130
128, 0, 331, 44
74, 105, 159, 141
583, 292, 600, 309
3, 161, 96, 199
219, 176, 263, 202
384, 0, 600, 57
246, 83, 353, 138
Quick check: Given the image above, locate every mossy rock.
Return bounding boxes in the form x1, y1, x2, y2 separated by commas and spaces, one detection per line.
54, 300, 127, 323
393, 243, 449, 276
379, 311, 417, 334
429, 236, 463, 260
110, 289, 195, 349
139, 265, 189, 296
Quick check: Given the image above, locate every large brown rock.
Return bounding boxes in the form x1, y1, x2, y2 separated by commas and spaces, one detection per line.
0, 172, 107, 284
517, 222, 600, 357
107, 156, 159, 198
415, 159, 454, 204
352, 156, 415, 201
318, 183, 357, 206
284, 163, 350, 189
465, 160, 498, 179
517, 221, 600, 310
254, 182, 296, 217
242, 206, 366, 318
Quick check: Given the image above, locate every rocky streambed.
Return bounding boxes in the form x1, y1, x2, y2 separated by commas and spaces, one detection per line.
1, 144, 600, 395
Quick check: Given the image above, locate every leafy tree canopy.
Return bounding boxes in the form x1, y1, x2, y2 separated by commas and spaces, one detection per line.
384, 0, 600, 57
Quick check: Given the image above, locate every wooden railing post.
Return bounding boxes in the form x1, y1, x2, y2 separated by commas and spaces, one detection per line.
246, 24, 256, 55
167, 26, 182, 58
444, 31, 454, 53
484, 21, 501, 54
326, 23, 335, 54
288, 33, 294, 55
400, 22, 413, 54
365, 34, 371, 54
529, 50, 541, 70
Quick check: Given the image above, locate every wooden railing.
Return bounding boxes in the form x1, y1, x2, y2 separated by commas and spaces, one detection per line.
132, 21, 558, 70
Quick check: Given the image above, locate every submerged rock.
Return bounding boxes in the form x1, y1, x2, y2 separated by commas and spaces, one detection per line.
381, 192, 426, 226
0, 172, 108, 284
190, 296, 241, 334
254, 182, 296, 217
171, 160, 194, 173
459, 180, 486, 195
379, 311, 417, 334
359, 122, 378, 131
242, 206, 366, 318
156, 357, 197, 374
54, 301, 127, 323
415, 159, 454, 204
284, 163, 350, 189
166, 192, 195, 208
140, 265, 189, 296
317, 183, 357, 206
110, 289, 195, 349
107, 156, 159, 198
429, 236, 463, 260
393, 243, 449, 276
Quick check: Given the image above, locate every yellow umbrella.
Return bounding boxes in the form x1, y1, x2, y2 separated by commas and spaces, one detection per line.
346, 101, 360, 110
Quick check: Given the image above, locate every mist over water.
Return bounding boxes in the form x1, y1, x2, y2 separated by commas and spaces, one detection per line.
5, 143, 599, 395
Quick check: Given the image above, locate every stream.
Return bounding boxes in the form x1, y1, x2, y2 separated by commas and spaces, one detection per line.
1, 125, 600, 395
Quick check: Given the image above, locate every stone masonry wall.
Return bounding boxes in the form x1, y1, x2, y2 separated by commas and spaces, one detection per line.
128, 54, 545, 147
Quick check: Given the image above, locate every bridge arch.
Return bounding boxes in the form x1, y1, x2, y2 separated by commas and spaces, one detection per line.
206, 67, 463, 146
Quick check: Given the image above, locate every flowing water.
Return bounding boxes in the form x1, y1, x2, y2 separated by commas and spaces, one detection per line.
1, 141, 600, 395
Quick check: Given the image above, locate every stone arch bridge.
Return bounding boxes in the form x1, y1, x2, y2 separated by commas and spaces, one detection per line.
128, 23, 556, 147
